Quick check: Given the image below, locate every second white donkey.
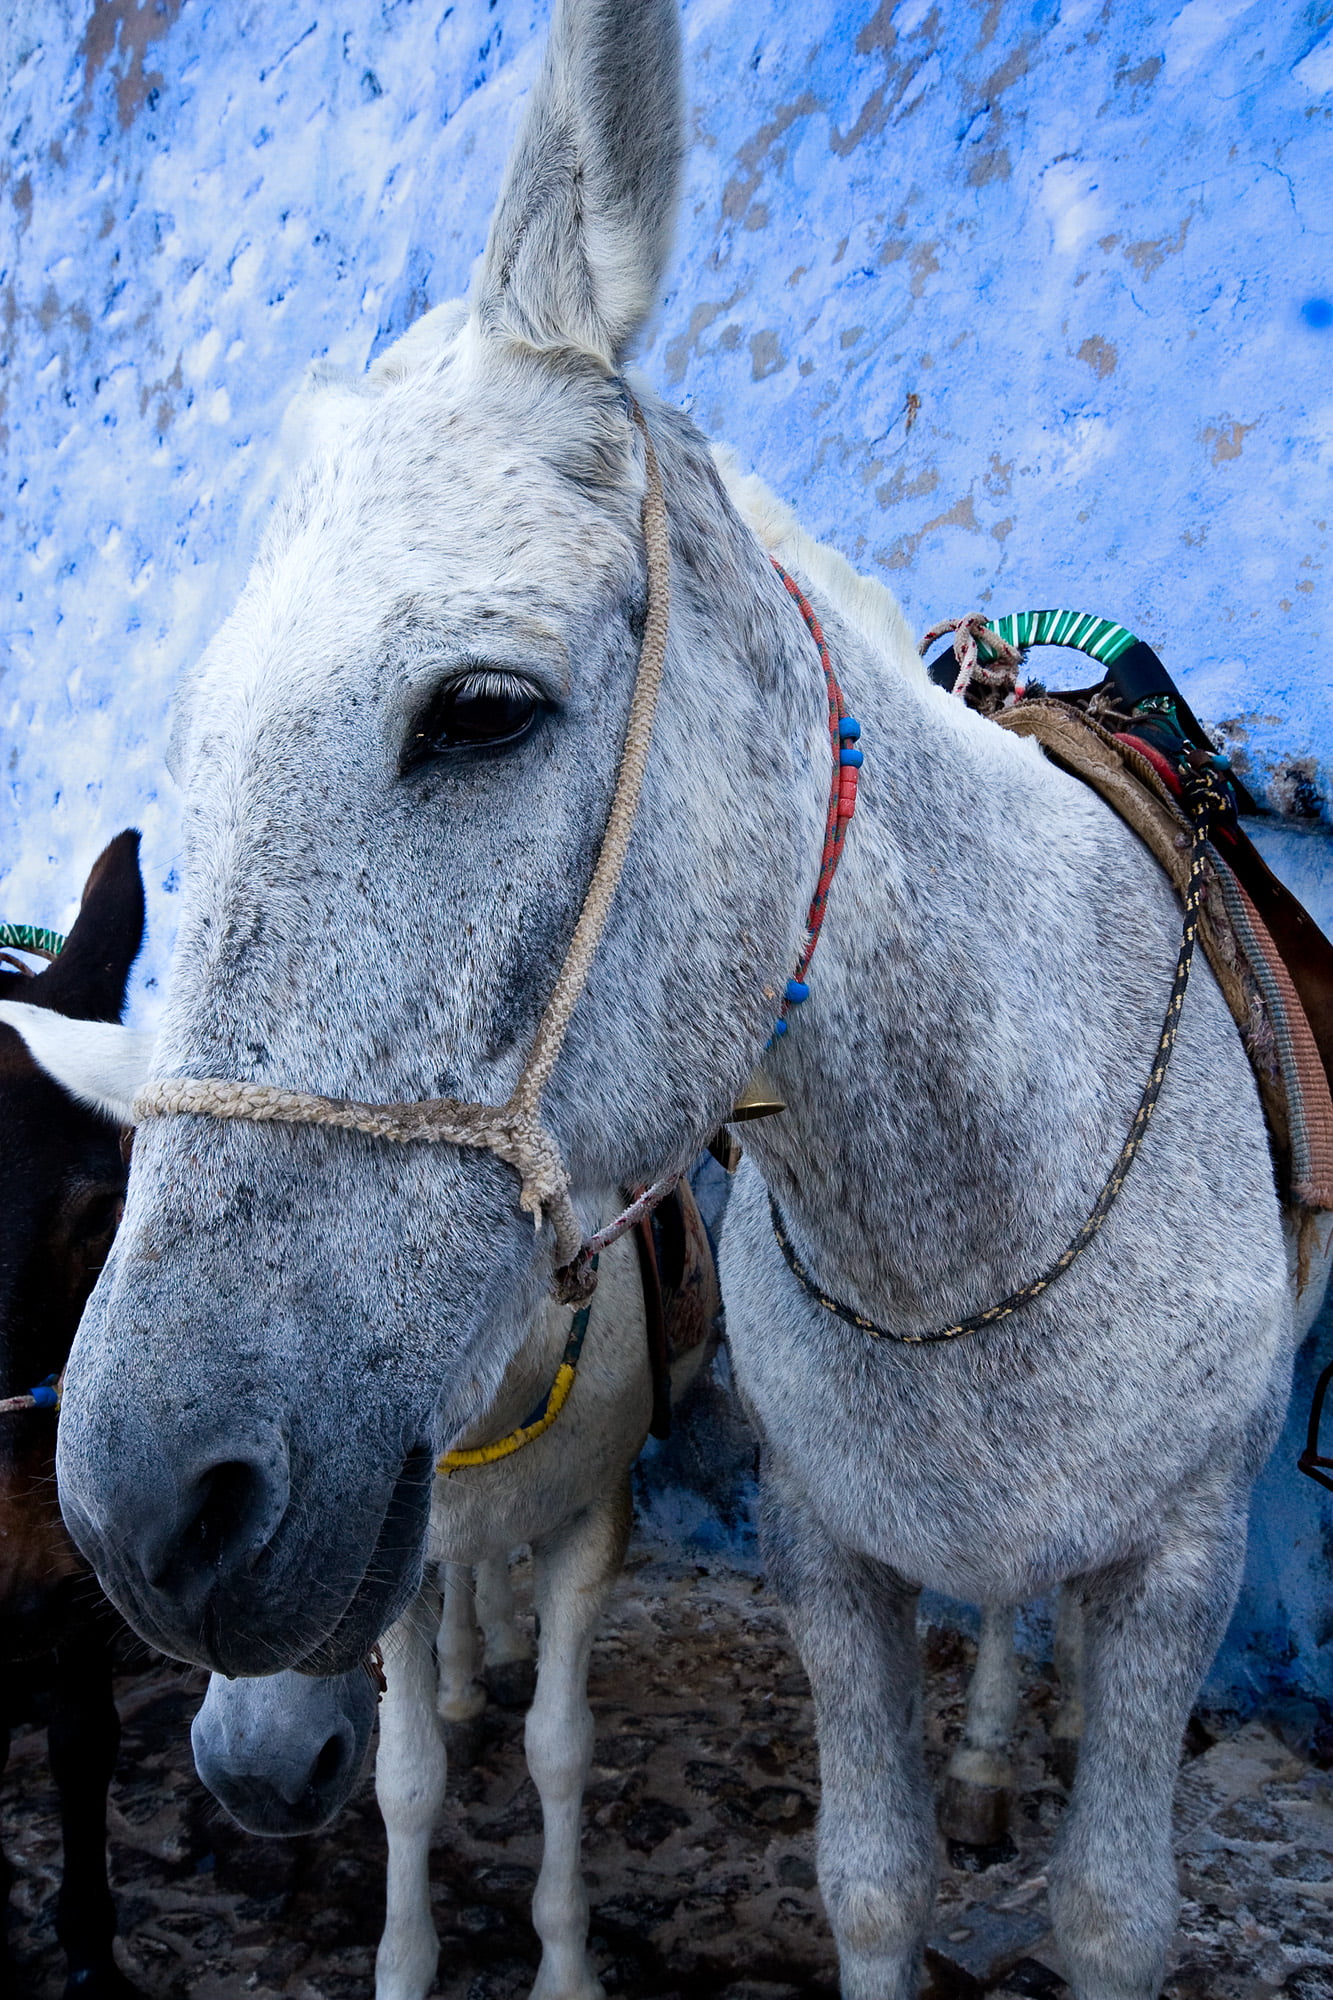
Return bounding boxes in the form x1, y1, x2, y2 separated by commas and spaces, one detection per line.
193, 1183, 719, 2000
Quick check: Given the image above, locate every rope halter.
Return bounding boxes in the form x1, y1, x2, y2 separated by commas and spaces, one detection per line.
132, 401, 672, 1303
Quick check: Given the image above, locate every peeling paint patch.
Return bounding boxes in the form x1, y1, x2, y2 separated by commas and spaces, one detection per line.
1116, 55, 1164, 91
1124, 211, 1193, 278
1261, 756, 1325, 821
664, 293, 744, 386
875, 462, 938, 508
968, 144, 1011, 187
80, 0, 186, 130
749, 328, 787, 380
878, 493, 981, 569
1202, 420, 1259, 465
1077, 335, 1118, 378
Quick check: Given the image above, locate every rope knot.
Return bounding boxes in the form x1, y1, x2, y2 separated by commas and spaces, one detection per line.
919, 613, 1025, 714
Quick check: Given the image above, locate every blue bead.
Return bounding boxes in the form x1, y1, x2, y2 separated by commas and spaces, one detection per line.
772, 1016, 788, 1036
839, 744, 864, 767
785, 979, 809, 1003
838, 715, 861, 740
30, 1383, 58, 1408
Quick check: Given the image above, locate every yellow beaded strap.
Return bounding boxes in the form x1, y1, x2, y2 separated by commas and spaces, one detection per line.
438, 1266, 596, 1475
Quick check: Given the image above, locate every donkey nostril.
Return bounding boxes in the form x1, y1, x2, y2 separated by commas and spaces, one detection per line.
149, 1458, 279, 1590
310, 1730, 349, 1796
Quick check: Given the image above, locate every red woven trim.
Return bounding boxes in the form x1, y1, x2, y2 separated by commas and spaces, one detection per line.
1115, 732, 1182, 799
771, 563, 858, 991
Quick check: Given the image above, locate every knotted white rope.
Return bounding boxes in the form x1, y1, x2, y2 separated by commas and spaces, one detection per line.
133, 402, 671, 1295
919, 611, 1023, 710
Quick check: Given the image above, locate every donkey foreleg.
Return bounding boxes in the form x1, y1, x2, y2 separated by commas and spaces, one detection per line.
476, 1553, 536, 1710
375, 1590, 446, 2000
49, 1630, 139, 2000
1048, 1490, 1247, 2000
761, 1478, 935, 2000
940, 1601, 1019, 1857
525, 1482, 631, 2000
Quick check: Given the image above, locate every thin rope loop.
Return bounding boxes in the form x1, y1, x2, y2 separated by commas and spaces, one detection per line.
772, 762, 1230, 1343
510, 404, 671, 1124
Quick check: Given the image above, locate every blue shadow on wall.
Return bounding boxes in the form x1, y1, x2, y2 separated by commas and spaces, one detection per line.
1210, 1288, 1333, 1743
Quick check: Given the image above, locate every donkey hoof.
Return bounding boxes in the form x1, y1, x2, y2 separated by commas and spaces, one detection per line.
940, 1774, 1012, 1850
486, 1656, 536, 1710
1050, 1736, 1080, 1790
442, 1714, 486, 1770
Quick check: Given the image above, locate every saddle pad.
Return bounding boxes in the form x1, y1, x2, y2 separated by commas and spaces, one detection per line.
997, 699, 1333, 1213
656, 1177, 722, 1359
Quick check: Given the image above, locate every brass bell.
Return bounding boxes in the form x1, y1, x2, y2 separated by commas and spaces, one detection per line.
730, 1069, 786, 1122
705, 1069, 786, 1175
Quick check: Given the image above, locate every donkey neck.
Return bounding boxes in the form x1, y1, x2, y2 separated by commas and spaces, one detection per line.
740, 586, 1173, 1339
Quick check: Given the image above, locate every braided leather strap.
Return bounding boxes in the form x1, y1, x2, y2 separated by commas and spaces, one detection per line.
772, 761, 1230, 1343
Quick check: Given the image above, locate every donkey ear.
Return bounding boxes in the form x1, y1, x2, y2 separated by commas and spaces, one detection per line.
38, 829, 146, 1025
472, 0, 683, 365
0, 1003, 154, 1125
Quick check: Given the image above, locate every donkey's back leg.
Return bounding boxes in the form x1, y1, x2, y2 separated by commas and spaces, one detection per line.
436, 1561, 488, 1767
525, 1479, 633, 2000
762, 1476, 935, 2000
940, 1600, 1020, 1862
1049, 1482, 1248, 2000
476, 1553, 537, 1711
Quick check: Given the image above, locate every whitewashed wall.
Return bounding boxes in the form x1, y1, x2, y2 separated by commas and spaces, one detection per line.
3, 0, 1331, 1706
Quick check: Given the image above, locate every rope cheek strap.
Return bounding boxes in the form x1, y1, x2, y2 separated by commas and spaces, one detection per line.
132, 401, 672, 1299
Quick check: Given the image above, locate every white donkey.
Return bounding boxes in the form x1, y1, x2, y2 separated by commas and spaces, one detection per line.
21, 3, 1330, 1997
190, 1191, 716, 2000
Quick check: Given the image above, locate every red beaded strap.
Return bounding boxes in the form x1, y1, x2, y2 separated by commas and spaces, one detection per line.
770, 562, 861, 1034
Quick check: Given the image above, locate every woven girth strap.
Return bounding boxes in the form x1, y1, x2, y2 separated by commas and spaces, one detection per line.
133, 401, 672, 1290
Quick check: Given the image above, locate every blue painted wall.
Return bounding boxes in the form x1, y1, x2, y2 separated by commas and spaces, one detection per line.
3, 0, 1331, 1709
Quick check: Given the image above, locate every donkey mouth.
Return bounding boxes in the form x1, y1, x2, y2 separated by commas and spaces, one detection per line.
291, 1440, 435, 1676
72, 1438, 435, 1678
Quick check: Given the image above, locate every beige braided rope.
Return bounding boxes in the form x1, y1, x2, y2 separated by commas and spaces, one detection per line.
509, 403, 671, 1121
133, 402, 671, 1286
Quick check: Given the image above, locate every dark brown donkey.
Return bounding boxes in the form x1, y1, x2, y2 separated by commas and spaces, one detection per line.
1, 831, 145, 1999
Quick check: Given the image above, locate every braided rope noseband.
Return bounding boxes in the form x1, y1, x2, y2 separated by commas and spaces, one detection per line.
132, 401, 672, 1301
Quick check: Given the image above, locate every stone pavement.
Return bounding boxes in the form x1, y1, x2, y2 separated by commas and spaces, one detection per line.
4, 1548, 1331, 1999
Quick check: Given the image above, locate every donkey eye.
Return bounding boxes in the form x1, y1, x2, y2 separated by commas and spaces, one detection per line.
401, 671, 540, 771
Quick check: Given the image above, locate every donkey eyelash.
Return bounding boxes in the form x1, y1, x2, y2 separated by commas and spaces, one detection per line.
447, 668, 541, 705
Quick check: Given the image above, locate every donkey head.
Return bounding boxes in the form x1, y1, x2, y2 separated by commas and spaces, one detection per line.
56, 0, 826, 1674
0, 832, 144, 1659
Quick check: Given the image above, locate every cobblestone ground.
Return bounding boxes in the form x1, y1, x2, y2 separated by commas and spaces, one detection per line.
4, 1547, 1331, 2000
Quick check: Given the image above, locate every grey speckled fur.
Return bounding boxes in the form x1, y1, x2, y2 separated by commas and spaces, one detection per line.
43, 5, 1331, 1996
